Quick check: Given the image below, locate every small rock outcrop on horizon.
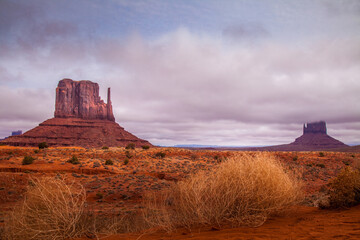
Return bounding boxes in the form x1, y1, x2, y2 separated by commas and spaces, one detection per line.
1, 79, 151, 148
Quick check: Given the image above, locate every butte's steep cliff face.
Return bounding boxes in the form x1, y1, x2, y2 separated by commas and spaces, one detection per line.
1, 79, 151, 148
54, 79, 115, 121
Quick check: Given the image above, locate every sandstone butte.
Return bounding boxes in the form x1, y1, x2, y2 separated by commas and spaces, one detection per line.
247, 121, 348, 151
1, 79, 152, 148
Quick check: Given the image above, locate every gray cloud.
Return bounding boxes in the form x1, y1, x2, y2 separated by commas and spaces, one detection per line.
222, 23, 270, 42
0, 1, 359, 146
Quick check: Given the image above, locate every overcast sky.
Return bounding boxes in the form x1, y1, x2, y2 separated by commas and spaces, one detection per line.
0, 0, 359, 146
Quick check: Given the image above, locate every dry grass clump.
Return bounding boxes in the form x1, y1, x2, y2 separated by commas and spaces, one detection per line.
324, 167, 360, 209
143, 153, 303, 231
3, 177, 86, 240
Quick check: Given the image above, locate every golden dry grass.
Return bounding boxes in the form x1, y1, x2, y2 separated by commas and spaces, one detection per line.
3, 177, 86, 240
143, 152, 303, 231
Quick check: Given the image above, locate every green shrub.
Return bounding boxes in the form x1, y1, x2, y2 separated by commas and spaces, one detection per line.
154, 151, 166, 159
124, 158, 129, 165
319, 152, 325, 157
327, 167, 360, 208
142, 145, 150, 150
96, 192, 103, 199
22, 156, 35, 165
343, 160, 350, 166
38, 142, 48, 149
316, 163, 325, 168
292, 156, 298, 161
67, 155, 80, 165
102, 146, 109, 150
125, 143, 135, 150
34, 150, 39, 154
105, 159, 113, 165
125, 151, 132, 159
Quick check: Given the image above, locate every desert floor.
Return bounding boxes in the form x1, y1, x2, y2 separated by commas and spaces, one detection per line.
0, 146, 359, 239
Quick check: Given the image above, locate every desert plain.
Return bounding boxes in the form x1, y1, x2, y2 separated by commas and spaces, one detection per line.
0, 145, 359, 239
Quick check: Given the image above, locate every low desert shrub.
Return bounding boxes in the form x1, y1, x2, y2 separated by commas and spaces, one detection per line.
316, 163, 325, 168
319, 152, 325, 157
102, 146, 109, 150
67, 155, 80, 165
125, 151, 132, 159
34, 149, 39, 154
326, 167, 360, 208
124, 158, 129, 165
22, 156, 35, 165
293, 156, 298, 161
3, 177, 86, 240
96, 192, 104, 200
154, 151, 166, 159
142, 145, 150, 150
125, 143, 135, 150
105, 159, 114, 165
38, 142, 48, 149
143, 153, 303, 231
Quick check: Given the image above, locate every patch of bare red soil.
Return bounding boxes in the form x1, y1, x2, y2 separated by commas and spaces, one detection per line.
99, 205, 360, 240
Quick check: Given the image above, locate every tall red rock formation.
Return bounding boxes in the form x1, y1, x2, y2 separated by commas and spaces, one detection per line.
54, 79, 115, 121
1, 79, 151, 148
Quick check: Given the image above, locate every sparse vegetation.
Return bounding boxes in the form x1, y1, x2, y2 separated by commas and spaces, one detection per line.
143, 153, 303, 231
142, 145, 150, 150
96, 192, 104, 199
343, 160, 350, 166
325, 167, 360, 208
319, 152, 325, 157
316, 163, 325, 168
125, 143, 135, 150
102, 146, 109, 150
124, 158, 129, 165
105, 159, 114, 165
67, 155, 80, 165
38, 142, 48, 149
293, 156, 298, 161
34, 149, 39, 154
22, 156, 35, 165
125, 151, 132, 159
154, 151, 166, 159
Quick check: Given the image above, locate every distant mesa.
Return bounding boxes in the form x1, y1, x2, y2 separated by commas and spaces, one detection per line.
1, 79, 151, 148
260, 121, 348, 151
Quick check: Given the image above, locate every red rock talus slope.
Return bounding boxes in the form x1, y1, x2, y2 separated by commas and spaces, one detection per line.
2, 118, 151, 147
1, 79, 151, 147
